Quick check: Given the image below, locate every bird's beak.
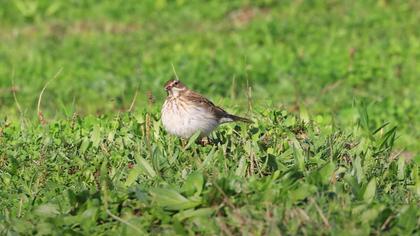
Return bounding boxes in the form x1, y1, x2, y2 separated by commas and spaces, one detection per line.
165, 85, 171, 91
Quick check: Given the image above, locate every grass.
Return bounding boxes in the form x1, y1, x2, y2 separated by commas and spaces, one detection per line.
1, 111, 418, 235
0, 0, 419, 235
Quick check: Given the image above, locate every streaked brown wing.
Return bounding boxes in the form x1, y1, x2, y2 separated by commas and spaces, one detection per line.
184, 90, 229, 118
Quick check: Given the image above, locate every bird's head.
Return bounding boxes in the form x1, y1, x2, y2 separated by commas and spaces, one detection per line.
164, 79, 187, 96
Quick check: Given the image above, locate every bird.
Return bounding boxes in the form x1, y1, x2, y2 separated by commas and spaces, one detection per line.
161, 79, 252, 139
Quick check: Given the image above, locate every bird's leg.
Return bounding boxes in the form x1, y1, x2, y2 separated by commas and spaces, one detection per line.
199, 136, 210, 146
180, 138, 187, 148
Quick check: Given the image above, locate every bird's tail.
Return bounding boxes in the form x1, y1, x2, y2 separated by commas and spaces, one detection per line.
224, 114, 253, 124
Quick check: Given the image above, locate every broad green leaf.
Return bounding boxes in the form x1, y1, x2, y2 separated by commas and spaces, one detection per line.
363, 178, 376, 203
289, 183, 317, 203
360, 204, 384, 223
351, 204, 367, 215
125, 167, 142, 186
34, 203, 60, 217
415, 182, 420, 197
319, 162, 335, 184
136, 156, 156, 178
150, 188, 202, 210
292, 140, 305, 171
173, 208, 214, 221
35, 222, 53, 235
354, 156, 365, 183
235, 155, 247, 177
397, 157, 405, 180
284, 116, 296, 127
79, 137, 90, 154
344, 174, 363, 198
46, 2, 61, 16
396, 205, 418, 233
181, 172, 204, 197
91, 125, 101, 148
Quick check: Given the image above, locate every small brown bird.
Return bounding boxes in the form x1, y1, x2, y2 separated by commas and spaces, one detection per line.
161, 79, 252, 138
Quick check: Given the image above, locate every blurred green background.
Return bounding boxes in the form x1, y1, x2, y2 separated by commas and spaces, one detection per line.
0, 0, 419, 152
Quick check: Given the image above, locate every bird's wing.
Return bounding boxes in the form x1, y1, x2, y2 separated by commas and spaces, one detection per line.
184, 90, 253, 123
184, 91, 229, 118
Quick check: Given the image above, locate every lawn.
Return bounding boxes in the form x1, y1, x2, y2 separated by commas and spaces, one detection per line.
0, 0, 419, 235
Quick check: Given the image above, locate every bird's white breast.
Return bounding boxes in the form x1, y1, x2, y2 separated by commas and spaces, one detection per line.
161, 99, 219, 138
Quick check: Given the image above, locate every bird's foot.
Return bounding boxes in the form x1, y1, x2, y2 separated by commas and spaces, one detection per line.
199, 137, 210, 146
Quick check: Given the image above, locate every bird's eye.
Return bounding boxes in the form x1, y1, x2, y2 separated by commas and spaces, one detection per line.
174, 81, 179, 85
